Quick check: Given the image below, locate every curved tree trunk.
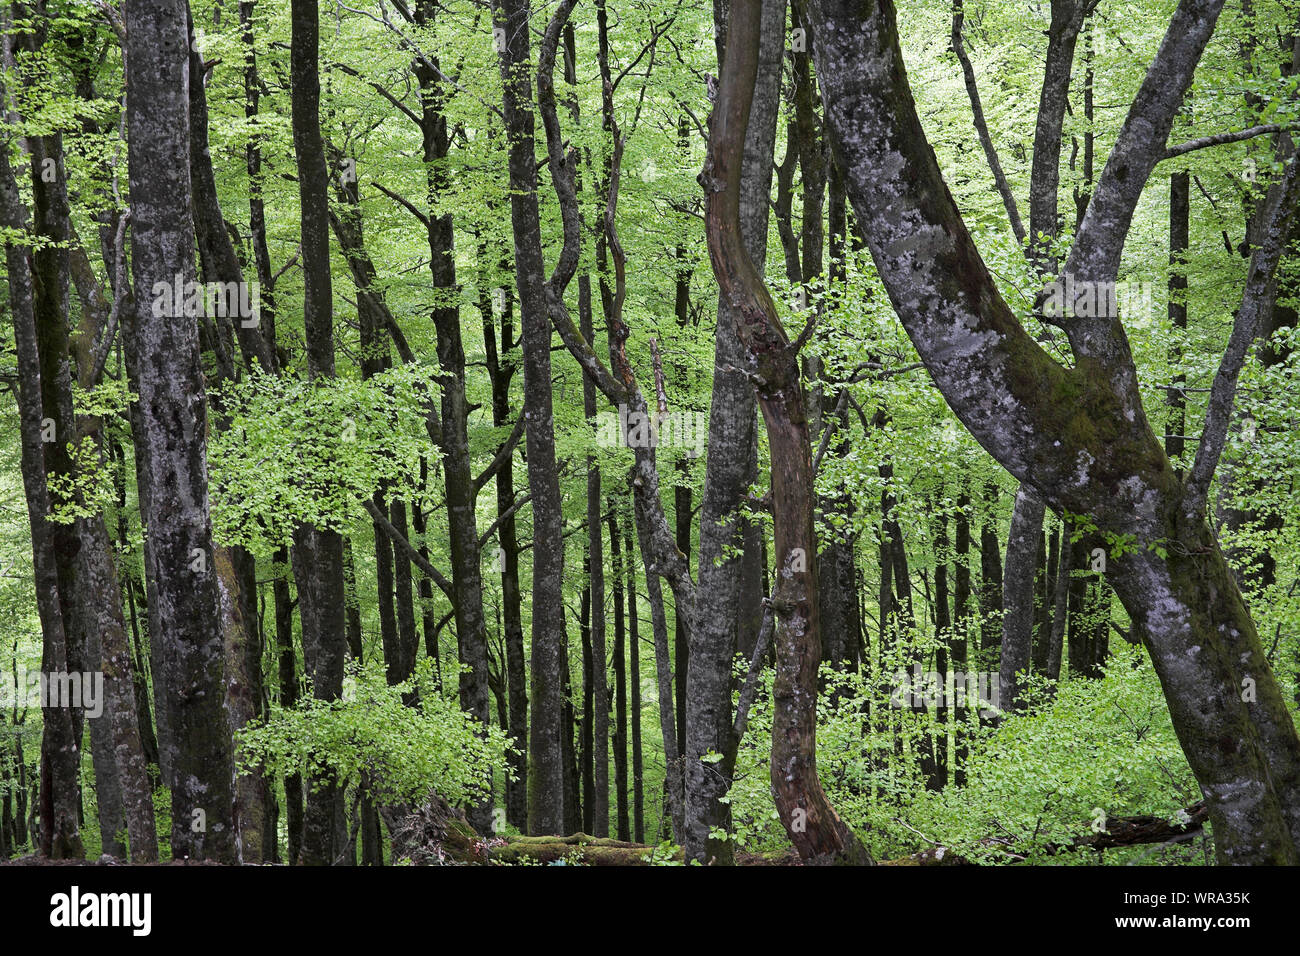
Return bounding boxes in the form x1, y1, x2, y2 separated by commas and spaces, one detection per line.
806, 0, 1300, 863
703, 0, 870, 865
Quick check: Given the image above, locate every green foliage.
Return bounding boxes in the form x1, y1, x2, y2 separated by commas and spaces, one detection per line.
237, 659, 512, 810
726, 645, 1203, 864
207, 366, 441, 549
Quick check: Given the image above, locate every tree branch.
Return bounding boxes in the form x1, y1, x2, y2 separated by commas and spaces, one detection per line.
362, 497, 453, 598
1185, 139, 1300, 517
1164, 124, 1284, 161
951, 0, 1025, 243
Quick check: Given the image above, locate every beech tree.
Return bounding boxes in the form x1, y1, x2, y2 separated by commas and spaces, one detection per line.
121, 0, 237, 862
805, 0, 1300, 863
5, 0, 1300, 872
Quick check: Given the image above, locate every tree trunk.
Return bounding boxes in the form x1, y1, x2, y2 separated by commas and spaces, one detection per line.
807, 0, 1300, 862
608, 505, 630, 841
625, 511, 645, 843
187, 21, 271, 858
978, 483, 1003, 654
68, 244, 159, 861
122, 0, 237, 861
413, 0, 493, 833
999, 488, 1045, 714
480, 272, 528, 831
492, 0, 569, 836
0, 108, 83, 860
289, 0, 347, 864
272, 546, 304, 862
681, 0, 786, 866
703, 0, 870, 865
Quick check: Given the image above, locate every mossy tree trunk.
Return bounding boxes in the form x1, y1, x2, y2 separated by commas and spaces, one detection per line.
806, 0, 1300, 863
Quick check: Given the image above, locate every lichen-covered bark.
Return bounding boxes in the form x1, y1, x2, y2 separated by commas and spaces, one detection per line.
680, 0, 787, 866
122, 0, 237, 862
68, 245, 159, 863
806, 0, 1300, 862
188, 22, 269, 860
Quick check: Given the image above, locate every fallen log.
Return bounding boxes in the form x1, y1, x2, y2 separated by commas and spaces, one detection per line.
884, 802, 1208, 865
487, 834, 683, 866
378, 796, 682, 865
1065, 801, 1208, 853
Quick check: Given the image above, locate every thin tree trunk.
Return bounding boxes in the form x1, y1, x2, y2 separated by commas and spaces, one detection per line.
999, 488, 1045, 714
608, 505, 630, 841
480, 272, 528, 831
492, 0, 568, 836
978, 483, 1003, 655
413, 0, 493, 833
0, 106, 83, 860
1033, 522, 1060, 675
272, 546, 303, 862
703, 0, 869, 864
289, 0, 347, 864
625, 510, 645, 843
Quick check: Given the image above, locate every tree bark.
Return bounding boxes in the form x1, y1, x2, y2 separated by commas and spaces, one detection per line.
807, 0, 1300, 862
681, 0, 786, 866
122, 0, 237, 861
68, 241, 158, 863
289, 0, 347, 864
608, 504, 630, 841
999, 488, 1045, 714
480, 264, 528, 831
411, 0, 493, 833
703, 0, 870, 865
626, 511, 645, 843
0, 99, 83, 860
491, 0, 569, 835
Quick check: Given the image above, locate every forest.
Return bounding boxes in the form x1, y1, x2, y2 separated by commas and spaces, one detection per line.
0, 0, 1298, 870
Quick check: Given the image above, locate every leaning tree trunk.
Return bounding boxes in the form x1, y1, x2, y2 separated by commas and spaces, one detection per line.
806, 0, 1300, 863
